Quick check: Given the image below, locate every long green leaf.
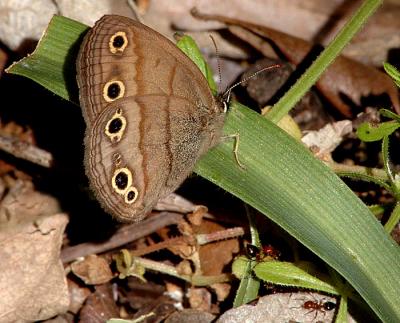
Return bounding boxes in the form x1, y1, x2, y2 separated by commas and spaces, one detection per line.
6, 15, 400, 322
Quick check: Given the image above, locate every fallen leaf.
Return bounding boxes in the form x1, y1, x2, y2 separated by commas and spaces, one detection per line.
192, 12, 400, 117
197, 220, 239, 276
141, 1, 400, 66
165, 309, 215, 323
67, 279, 91, 314
0, 47, 7, 76
0, 180, 61, 226
187, 287, 212, 312
302, 120, 353, 160
71, 254, 113, 285
79, 284, 119, 322
210, 283, 231, 302
0, 0, 57, 51
0, 213, 69, 322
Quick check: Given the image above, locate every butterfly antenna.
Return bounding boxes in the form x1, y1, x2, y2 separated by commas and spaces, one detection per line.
209, 34, 222, 94
222, 64, 281, 105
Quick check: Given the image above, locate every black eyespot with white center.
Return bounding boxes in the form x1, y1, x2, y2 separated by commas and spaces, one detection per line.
105, 110, 126, 143
103, 80, 125, 102
111, 168, 132, 195
107, 82, 120, 99
115, 171, 128, 190
124, 186, 138, 204
109, 31, 128, 53
108, 117, 123, 134
113, 35, 125, 49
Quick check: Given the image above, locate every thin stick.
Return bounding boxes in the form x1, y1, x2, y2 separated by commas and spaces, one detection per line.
0, 135, 53, 168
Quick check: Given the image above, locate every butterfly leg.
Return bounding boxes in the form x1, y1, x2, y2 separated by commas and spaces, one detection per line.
221, 133, 245, 169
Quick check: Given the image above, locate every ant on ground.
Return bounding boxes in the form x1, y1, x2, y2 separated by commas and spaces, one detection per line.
291, 293, 337, 321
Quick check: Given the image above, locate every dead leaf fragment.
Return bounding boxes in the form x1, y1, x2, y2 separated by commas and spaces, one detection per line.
144, 1, 400, 67
165, 309, 215, 323
79, 284, 119, 322
67, 279, 91, 314
197, 221, 239, 276
302, 120, 353, 160
210, 283, 231, 302
56, 0, 136, 27
0, 180, 61, 226
0, 213, 69, 322
71, 254, 113, 285
193, 12, 400, 116
187, 287, 212, 312
0, 0, 57, 51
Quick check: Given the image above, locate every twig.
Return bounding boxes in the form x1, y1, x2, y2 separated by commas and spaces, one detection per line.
61, 211, 183, 263
0, 135, 53, 167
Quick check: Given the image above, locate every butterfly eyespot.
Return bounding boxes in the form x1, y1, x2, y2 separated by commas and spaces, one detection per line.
103, 80, 125, 102
112, 168, 132, 194
108, 117, 123, 133
109, 31, 128, 53
105, 111, 126, 142
124, 187, 138, 204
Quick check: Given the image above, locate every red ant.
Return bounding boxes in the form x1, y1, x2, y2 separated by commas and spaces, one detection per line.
295, 297, 336, 321
246, 244, 281, 261
262, 244, 281, 260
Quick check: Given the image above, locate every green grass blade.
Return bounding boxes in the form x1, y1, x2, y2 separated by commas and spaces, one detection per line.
253, 261, 339, 295
6, 15, 400, 322
6, 15, 88, 102
197, 103, 400, 321
232, 258, 260, 307
267, 0, 382, 123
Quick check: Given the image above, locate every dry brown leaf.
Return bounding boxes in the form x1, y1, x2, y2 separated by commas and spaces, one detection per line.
79, 284, 119, 322
302, 120, 353, 161
0, 180, 60, 225
141, 0, 400, 66
0, 213, 69, 322
56, 0, 136, 26
125, 279, 177, 321
71, 254, 113, 285
0, 0, 57, 51
165, 309, 215, 323
210, 283, 231, 302
0, 180, 67, 322
192, 12, 400, 116
67, 279, 91, 314
187, 287, 212, 312
196, 220, 239, 276
0, 47, 7, 77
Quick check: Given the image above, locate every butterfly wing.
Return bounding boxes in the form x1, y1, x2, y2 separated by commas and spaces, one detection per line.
77, 15, 224, 222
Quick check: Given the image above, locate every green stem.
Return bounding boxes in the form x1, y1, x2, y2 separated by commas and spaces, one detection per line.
384, 202, 400, 234
326, 161, 388, 181
245, 204, 261, 247
267, 0, 382, 123
232, 205, 261, 307
382, 136, 395, 183
336, 172, 393, 194
135, 257, 231, 286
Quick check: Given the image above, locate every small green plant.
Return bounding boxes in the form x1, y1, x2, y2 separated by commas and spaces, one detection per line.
346, 63, 400, 234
